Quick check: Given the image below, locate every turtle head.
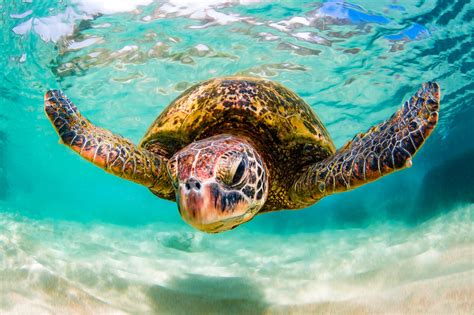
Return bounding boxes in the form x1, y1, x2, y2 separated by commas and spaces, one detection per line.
167, 135, 268, 233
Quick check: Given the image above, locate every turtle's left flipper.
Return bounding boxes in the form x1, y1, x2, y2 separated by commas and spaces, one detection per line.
291, 82, 440, 206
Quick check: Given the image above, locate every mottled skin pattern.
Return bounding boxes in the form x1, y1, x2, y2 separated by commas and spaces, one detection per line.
168, 135, 268, 232
44, 77, 440, 233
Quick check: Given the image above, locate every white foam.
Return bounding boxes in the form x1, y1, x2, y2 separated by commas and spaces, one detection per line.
287, 16, 311, 26
12, 7, 88, 43
66, 37, 103, 51
10, 10, 33, 19
12, 18, 33, 35
11, 0, 156, 43
154, 0, 262, 27
11, 0, 266, 45
292, 31, 332, 46
117, 45, 139, 53
258, 32, 280, 41
72, 0, 153, 15
194, 44, 210, 52
268, 16, 312, 33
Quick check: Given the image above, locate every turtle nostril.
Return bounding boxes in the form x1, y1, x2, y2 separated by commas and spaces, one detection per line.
184, 178, 202, 191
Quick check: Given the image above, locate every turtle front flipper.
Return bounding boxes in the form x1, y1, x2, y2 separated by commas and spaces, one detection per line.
44, 90, 174, 199
290, 82, 440, 207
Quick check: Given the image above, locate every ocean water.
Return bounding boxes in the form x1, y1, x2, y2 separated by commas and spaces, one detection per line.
0, 0, 473, 313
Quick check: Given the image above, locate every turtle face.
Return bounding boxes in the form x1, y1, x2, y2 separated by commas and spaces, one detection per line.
167, 135, 268, 233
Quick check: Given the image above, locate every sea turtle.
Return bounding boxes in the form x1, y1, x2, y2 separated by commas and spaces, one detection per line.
44, 77, 440, 233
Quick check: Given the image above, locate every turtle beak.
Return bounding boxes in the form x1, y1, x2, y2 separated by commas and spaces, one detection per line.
176, 179, 253, 233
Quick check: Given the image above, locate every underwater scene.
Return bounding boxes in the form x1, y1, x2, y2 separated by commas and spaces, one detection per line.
1, 0, 473, 313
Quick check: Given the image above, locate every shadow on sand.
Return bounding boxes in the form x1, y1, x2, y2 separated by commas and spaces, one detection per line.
147, 273, 267, 314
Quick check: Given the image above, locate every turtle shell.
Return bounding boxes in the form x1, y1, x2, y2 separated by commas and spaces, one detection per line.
140, 76, 336, 210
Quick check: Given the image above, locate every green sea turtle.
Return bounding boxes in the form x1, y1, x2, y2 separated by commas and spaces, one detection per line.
44, 77, 440, 233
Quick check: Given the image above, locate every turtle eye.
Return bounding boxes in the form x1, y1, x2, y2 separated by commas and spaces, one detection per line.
232, 158, 246, 185
218, 154, 248, 187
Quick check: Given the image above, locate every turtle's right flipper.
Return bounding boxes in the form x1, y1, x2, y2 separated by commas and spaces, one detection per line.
44, 90, 174, 199
291, 82, 440, 206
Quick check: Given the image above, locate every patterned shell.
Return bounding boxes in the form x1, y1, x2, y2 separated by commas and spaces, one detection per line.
140, 77, 335, 206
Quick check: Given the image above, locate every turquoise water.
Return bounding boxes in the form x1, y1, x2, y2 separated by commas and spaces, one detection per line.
1, 0, 473, 313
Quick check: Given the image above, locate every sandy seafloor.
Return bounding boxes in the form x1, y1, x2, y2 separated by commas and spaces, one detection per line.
1, 204, 472, 314
1, 0, 473, 313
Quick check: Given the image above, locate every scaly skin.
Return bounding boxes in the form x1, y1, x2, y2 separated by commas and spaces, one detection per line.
290, 82, 440, 207
44, 90, 174, 199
